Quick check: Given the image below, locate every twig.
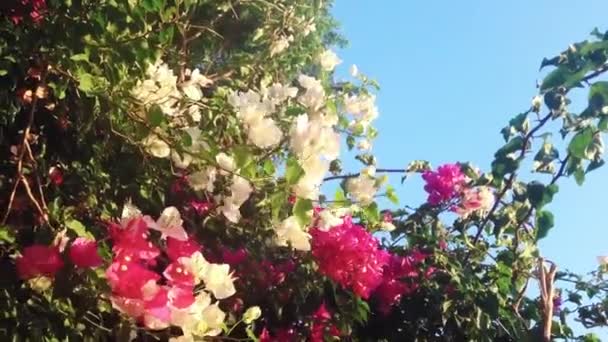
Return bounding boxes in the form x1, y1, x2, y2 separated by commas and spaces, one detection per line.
323, 168, 405, 182
538, 258, 557, 342
2, 69, 48, 224
471, 112, 552, 244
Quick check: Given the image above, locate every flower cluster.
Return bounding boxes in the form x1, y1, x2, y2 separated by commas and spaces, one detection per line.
373, 251, 430, 315
16, 236, 102, 291
454, 186, 494, 217
310, 303, 341, 342
422, 163, 467, 205
6, 0, 46, 25
228, 85, 296, 149
106, 207, 235, 339
311, 217, 389, 299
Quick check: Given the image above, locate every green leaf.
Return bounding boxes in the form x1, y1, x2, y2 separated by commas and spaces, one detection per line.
535, 210, 554, 241
540, 66, 588, 92
0, 225, 15, 244
527, 182, 558, 209
293, 198, 313, 227
588, 81, 608, 110
65, 219, 94, 239
146, 104, 164, 127
568, 128, 594, 159
285, 158, 304, 185
70, 53, 89, 62
574, 167, 585, 185
77, 72, 96, 92
386, 185, 399, 204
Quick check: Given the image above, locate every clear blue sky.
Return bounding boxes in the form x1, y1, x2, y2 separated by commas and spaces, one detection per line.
333, 0, 608, 337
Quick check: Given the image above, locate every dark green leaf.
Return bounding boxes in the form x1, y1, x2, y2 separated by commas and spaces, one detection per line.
535, 210, 554, 241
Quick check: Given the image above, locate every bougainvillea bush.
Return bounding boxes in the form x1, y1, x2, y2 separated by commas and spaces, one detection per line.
2, 1, 608, 341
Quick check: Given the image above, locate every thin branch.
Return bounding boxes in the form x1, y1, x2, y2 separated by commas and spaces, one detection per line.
471, 112, 552, 244
2, 69, 48, 224
323, 168, 405, 182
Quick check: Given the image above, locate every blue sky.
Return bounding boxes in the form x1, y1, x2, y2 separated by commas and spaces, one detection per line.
333, 0, 608, 337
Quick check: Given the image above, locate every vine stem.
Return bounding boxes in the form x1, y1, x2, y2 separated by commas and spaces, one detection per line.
2, 69, 49, 225
470, 111, 552, 245
323, 168, 405, 182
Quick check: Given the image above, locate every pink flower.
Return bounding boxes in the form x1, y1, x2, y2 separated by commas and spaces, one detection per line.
311, 217, 389, 299
143, 287, 171, 330
163, 261, 195, 287
69, 238, 102, 268
7, 0, 47, 25
109, 216, 160, 263
190, 200, 212, 215
105, 260, 160, 299
166, 236, 201, 261
373, 251, 431, 315
48, 166, 63, 186
16, 245, 64, 280
310, 303, 340, 342
168, 286, 195, 309
221, 247, 248, 266
422, 163, 467, 205
454, 186, 494, 217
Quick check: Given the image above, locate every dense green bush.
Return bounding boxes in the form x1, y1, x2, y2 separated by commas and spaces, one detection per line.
1, 1, 608, 341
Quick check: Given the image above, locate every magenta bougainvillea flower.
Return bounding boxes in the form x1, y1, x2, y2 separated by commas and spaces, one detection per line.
16, 244, 64, 280
166, 236, 202, 261
109, 216, 160, 263
422, 163, 467, 205
311, 217, 389, 299
69, 238, 102, 268
310, 303, 340, 342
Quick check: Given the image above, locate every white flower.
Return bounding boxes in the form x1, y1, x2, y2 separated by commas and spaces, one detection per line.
248, 118, 283, 148
346, 174, 377, 205
147, 206, 188, 241
361, 165, 376, 177
170, 291, 225, 339
182, 127, 209, 154
298, 74, 323, 90
27, 276, 52, 293
218, 201, 242, 223
293, 156, 328, 200
318, 50, 342, 71
132, 61, 181, 117
215, 153, 236, 174
302, 19, 316, 37
142, 134, 170, 158
181, 68, 213, 101
275, 216, 311, 251
171, 150, 193, 169
290, 114, 340, 160
243, 306, 262, 324
344, 94, 379, 124
200, 303, 226, 335
357, 139, 372, 151
265, 83, 298, 103
200, 263, 236, 299
350, 64, 359, 77
187, 167, 217, 192
317, 210, 343, 231
270, 35, 293, 56
219, 175, 253, 223
532, 95, 542, 112
179, 252, 210, 285
188, 105, 201, 122
230, 175, 253, 205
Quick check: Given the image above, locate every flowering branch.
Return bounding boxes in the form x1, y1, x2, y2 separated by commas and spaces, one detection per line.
470, 111, 552, 245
